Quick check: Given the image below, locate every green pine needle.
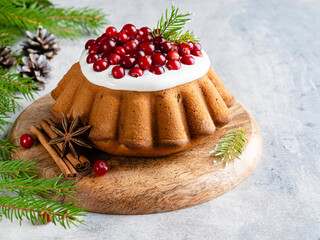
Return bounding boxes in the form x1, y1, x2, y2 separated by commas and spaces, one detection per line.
210, 128, 247, 164
0, 139, 17, 160
0, 195, 87, 228
153, 5, 198, 43
0, 158, 36, 178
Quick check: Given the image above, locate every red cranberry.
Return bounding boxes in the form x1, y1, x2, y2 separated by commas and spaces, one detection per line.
20, 134, 34, 148
108, 53, 121, 65
124, 40, 138, 53
179, 42, 191, 50
95, 35, 108, 45
122, 24, 137, 37
149, 65, 165, 75
181, 55, 195, 65
120, 55, 136, 69
85, 39, 95, 49
100, 39, 116, 53
116, 32, 129, 44
160, 42, 172, 53
151, 53, 166, 66
153, 36, 165, 49
131, 50, 145, 61
132, 38, 140, 45
41, 213, 50, 224
171, 44, 179, 52
140, 42, 156, 55
138, 56, 152, 70
179, 47, 191, 56
191, 50, 203, 57
140, 34, 153, 42
114, 46, 126, 56
167, 50, 180, 60
129, 67, 144, 77
166, 59, 181, 70
193, 42, 202, 51
93, 160, 109, 176
105, 26, 118, 38
88, 44, 100, 54
136, 29, 144, 39
187, 41, 195, 50
140, 27, 152, 35
112, 66, 125, 79
93, 59, 109, 72
86, 53, 99, 63
101, 52, 111, 61
153, 29, 161, 35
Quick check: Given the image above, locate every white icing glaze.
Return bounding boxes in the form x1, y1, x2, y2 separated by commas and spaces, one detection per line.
79, 49, 210, 91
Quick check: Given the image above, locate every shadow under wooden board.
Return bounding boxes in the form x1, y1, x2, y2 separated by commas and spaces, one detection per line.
8, 94, 262, 215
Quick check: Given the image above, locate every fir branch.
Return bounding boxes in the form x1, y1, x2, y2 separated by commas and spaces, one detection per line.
0, 0, 108, 45
0, 195, 87, 228
0, 139, 17, 160
0, 175, 77, 199
0, 158, 36, 178
210, 128, 247, 164
153, 5, 197, 43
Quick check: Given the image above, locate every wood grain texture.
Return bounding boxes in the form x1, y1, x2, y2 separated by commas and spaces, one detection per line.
8, 94, 262, 215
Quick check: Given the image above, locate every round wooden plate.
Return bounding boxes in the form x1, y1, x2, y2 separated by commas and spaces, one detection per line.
8, 94, 262, 215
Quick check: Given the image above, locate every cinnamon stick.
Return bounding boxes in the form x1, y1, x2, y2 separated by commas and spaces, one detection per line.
29, 125, 75, 179
52, 145, 78, 178
41, 119, 90, 170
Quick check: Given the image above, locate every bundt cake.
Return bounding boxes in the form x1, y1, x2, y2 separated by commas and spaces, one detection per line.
50, 21, 234, 157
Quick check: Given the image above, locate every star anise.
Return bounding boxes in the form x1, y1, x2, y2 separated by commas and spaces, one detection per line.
48, 114, 92, 159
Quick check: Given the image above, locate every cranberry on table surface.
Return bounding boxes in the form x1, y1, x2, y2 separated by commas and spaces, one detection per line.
129, 67, 144, 77
167, 50, 180, 60
181, 55, 195, 65
85, 39, 95, 49
112, 66, 125, 79
149, 65, 165, 75
105, 26, 118, 38
93, 160, 109, 176
166, 59, 181, 70
41, 213, 50, 224
138, 56, 152, 70
108, 53, 121, 65
121, 24, 137, 37
86, 53, 99, 64
93, 59, 109, 72
20, 134, 34, 148
151, 53, 166, 66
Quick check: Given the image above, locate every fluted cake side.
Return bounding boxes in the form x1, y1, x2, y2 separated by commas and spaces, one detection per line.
50, 63, 234, 157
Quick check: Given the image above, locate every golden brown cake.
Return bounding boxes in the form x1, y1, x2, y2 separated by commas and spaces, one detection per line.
50, 62, 234, 157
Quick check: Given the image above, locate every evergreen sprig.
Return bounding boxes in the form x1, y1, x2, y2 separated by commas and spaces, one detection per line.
210, 128, 247, 164
0, 0, 108, 45
0, 174, 77, 199
0, 67, 36, 133
153, 5, 198, 43
0, 158, 36, 178
0, 195, 87, 228
0, 139, 16, 159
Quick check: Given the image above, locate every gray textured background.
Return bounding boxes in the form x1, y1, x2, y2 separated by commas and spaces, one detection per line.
1, 0, 320, 239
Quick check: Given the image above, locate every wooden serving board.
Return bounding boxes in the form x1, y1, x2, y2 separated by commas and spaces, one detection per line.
8, 94, 262, 215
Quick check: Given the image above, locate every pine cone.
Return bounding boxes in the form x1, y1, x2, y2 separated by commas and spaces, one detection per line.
21, 26, 60, 60
18, 54, 52, 84
0, 44, 16, 69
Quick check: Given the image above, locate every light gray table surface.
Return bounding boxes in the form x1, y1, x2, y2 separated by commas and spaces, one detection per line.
1, 0, 319, 239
